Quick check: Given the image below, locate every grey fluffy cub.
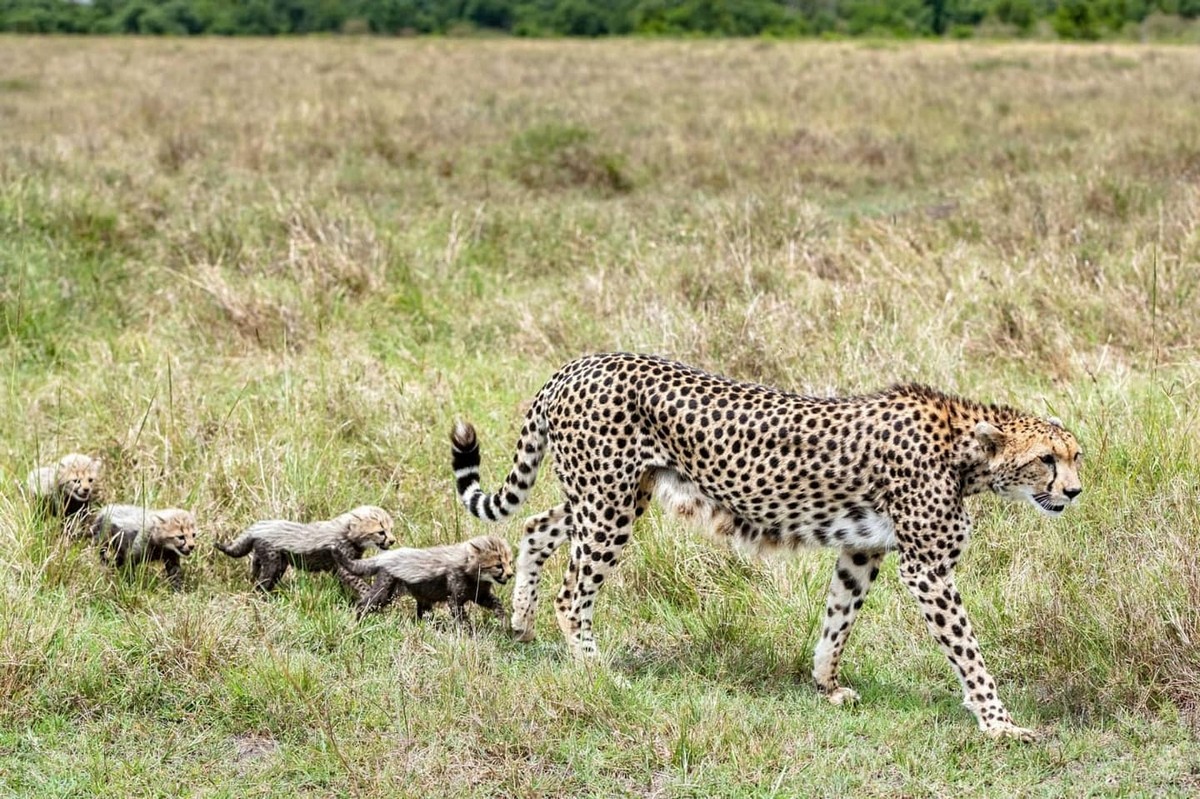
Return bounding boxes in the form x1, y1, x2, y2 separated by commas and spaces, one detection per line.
24, 453, 103, 528
215, 505, 396, 596
334, 534, 513, 623
92, 504, 198, 590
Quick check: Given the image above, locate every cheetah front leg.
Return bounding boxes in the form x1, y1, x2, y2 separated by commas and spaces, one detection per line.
356, 574, 398, 617
330, 542, 373, 601
512, 504, 572, 642
812, 549, 884, 706
446, 573, 470, 624
252, 543, 286, 593
474, 584, 509, 628
162, 553, 184, 591
898, 555, 1035, 741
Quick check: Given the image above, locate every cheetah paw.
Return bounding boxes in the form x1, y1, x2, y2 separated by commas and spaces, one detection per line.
982, 722, 1038, 742
567, 637, 599, 660
825, 687, 860, 706
510, 615, 537, 643
510, 625, 537, 643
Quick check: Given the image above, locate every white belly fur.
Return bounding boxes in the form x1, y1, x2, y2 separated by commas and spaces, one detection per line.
651, 469, 897, 554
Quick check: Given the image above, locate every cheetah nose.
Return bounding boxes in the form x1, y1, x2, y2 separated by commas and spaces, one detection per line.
1064, 487, 1082, 500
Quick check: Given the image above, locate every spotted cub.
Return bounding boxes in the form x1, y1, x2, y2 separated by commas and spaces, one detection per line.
92, 504, 198, 590
450, 352, 1084, 740
215, 505, 396, 596
333, 534, 513, 623
24, 453, 103, 523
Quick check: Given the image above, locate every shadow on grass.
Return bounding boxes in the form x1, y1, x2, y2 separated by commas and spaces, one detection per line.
607, 634, 1070, 728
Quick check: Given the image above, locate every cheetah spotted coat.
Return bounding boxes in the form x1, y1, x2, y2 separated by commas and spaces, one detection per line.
451, 352, 1083, 739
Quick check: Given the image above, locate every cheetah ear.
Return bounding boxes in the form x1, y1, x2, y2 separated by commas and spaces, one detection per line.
973, 421, 1007, 456
1047, 416, 1064, 429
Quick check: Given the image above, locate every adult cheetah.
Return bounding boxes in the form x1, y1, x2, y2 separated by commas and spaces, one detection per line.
450, 352, 1083, 740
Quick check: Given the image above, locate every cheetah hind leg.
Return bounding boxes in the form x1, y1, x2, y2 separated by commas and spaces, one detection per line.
553, 477, 650, 655
553, 541, 582, 646
512, 504, 572, 642
558, 506, 638, 660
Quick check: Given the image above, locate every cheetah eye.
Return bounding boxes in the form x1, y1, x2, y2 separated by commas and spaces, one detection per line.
1040, 454, 1056, 466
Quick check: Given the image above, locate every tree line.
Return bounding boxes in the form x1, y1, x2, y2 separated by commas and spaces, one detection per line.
2, 0, 1198, 39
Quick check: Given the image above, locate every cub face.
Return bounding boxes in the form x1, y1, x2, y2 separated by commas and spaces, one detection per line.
469, 535, 514, 584
975, 417, 1084, 517
150, 510, 198, 556
57, 454, 102, 503
345, 506, 397, 549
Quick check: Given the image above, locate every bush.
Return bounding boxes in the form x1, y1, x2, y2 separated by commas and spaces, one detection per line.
1054, 0, 1102, 39
0, 0, 1187, 38
506, 122, 633, 195
992, 0, 1035, 31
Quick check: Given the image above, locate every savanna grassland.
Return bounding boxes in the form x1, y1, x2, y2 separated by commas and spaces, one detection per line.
1, 36, 1199, 797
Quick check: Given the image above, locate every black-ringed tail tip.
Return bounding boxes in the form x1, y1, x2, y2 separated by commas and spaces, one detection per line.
449, 408, 547, 523
452, 421, 478, 453
452, 421, 482, 501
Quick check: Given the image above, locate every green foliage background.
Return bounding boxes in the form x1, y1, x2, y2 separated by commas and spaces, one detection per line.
3, 0, 1200, 38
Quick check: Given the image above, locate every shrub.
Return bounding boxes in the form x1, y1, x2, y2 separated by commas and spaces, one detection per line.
506, 122, 633, 195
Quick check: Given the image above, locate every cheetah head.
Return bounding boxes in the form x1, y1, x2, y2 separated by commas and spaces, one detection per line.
466, 535, 514, 585
975, 417, 1083, 517
345, 505, 397, 550
57, 454, 102, 503
149, 509, 198, 556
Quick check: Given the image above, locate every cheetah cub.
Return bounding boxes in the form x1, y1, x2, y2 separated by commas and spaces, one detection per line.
215, 505, 396, 596
92, 504, 198, 590
24, 453, 103, 523
333, 534, 512, 623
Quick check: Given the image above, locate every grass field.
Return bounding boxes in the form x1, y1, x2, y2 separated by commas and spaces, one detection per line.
1, 36, 1199, 797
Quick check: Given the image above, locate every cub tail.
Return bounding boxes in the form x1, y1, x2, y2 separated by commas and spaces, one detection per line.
214, 533, 254, 558
332, 547, 379, 576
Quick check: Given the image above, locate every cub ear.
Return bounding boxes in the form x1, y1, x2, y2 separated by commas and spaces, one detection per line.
1047, 416, 1064, 429
973, 421, 1007, 456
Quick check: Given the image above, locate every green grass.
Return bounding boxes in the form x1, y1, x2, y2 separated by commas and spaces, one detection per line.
1, 37, 1198, 796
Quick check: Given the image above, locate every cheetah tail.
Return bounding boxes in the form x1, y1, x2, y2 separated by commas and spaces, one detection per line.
214, 533, 253, 558
332, 547, 377, 576
451, 403, 547, 523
